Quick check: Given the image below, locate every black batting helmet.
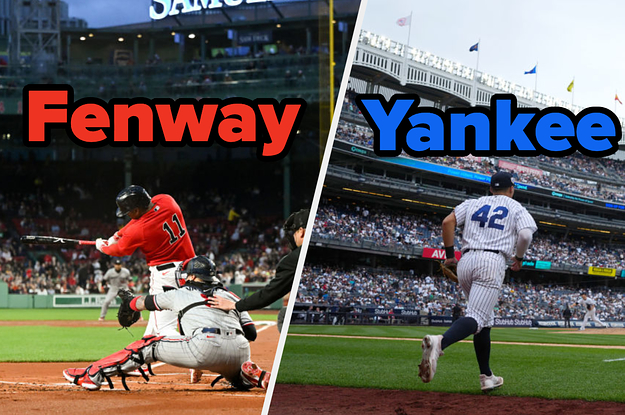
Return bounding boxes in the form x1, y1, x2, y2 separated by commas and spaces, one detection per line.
176, 256, 220, 286
116, 185, 151, 218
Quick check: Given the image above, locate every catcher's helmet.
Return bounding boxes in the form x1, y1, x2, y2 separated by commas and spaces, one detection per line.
176, 256, 220, 286
283, 209, 310, 250
116, 185, 151, 218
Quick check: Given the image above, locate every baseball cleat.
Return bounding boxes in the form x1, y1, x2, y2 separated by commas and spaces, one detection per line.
480, 374, 504, 392
63, 368, 101, 391
63, 368, 87, 384
418, 335, 444, 383
191, 369, 203, 384
79, 375, 101, 391
241, 360, 270, 389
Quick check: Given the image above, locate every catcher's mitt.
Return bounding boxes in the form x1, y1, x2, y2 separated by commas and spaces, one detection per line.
117, 288, 141, 328
439, 261, 459, 283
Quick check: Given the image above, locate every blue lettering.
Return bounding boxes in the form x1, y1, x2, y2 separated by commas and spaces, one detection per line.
355, 93, 619, 157
358, 98, 414, 152
535, 112, 574, 152
577, 112, 616, 152
495, 99, 535, 151
449, 112, 490, 151
406, 113, 444, 151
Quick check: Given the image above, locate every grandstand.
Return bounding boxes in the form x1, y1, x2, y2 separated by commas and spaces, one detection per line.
0, 0, 360, 309
0, 158, 291, 298
293, 31, 625, 329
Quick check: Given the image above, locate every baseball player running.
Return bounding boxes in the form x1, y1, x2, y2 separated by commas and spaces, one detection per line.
578, 293, 606, 330
95, 185, 200, 382
63, 256, 270, 391
98, 259, 130, 321
419, 172, 537, 391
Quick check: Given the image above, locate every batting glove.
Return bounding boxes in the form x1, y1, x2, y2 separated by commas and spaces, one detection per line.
95, 238, 109, 252
107, 232, 120, 246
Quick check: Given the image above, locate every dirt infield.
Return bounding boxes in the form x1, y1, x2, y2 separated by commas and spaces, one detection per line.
0, 320, 279, 415
269, 384, 625, 415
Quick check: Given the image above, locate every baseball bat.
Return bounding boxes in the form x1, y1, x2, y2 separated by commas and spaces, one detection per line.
20, 235, 96, 246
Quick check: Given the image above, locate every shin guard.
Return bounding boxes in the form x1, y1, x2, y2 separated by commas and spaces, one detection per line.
87, 335, 163, 390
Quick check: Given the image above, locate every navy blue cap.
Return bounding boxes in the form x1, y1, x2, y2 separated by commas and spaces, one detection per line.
490, 172, 514, 189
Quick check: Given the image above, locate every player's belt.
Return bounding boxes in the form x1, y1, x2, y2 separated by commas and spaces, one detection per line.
202, 327, 244, 336
156, 262, 176, 271
462, 249, 500, 255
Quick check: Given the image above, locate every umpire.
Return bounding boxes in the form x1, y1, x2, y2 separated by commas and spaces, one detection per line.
208, 209, 310, 331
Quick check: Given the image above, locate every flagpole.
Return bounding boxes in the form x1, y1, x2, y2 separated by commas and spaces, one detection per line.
615, 90, 618, 113
400, 11, 412, 86
572, 77, 575, 107
534, 61, 538, 101
471, 38, 480, 107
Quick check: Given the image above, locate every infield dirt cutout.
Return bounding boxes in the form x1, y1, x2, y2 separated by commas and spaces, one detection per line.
0, 318, 279, 415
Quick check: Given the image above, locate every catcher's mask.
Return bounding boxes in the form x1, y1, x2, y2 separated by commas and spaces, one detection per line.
283, 209, 310, 250
176, 256, 221, 289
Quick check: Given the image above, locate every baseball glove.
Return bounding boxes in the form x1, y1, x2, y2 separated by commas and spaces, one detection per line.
117, 288, 141, 328
439, 261, 459, 283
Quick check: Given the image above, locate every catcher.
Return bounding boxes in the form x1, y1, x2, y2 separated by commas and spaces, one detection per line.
63, 256, 270, 391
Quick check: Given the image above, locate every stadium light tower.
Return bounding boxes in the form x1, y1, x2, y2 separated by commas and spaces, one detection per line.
10, 0, 61, 73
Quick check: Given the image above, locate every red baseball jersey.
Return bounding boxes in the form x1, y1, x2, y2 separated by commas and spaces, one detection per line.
102, 194, 195, 266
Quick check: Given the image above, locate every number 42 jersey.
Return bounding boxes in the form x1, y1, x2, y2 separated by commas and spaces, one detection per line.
454, 194, 537, 259
101, 194, 196, 266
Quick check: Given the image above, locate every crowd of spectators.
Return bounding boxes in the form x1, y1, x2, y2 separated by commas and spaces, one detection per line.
297, 265, 625, 321
313, 200, 625, 269
335, 119, 625, 203
314, 201, 442, 248
0, 212, 289, 295
0, 176, 291, 296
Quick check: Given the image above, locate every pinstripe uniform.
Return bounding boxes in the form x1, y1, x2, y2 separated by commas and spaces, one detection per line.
579, 296, 605, 329
454, 195, 537, 331
418, 173, 534, 390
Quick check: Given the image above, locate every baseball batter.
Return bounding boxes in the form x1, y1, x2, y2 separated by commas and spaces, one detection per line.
419, 172, 537, 391
63, 256, 270, 391
98, 259, 130, 321
578, 293, 606, 330
96, 185, 195, 336
95, 185, 199, 382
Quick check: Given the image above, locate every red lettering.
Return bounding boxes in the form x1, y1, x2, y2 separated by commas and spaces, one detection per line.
114, 104, 153, 142
71, 103, 109, 143
156, 104, 218, 142
219, 103, 255, 143
259, 104, 302, 157
27, 90, 68, 142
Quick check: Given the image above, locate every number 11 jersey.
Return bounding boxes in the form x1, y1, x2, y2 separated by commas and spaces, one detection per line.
102, 194, 196, 266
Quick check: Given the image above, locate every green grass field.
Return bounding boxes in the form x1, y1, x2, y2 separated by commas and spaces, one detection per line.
0, 309, 276, 362
277, 325, 625, 402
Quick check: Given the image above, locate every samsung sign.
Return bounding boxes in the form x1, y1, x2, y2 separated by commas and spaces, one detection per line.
150, 0, 271, 20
